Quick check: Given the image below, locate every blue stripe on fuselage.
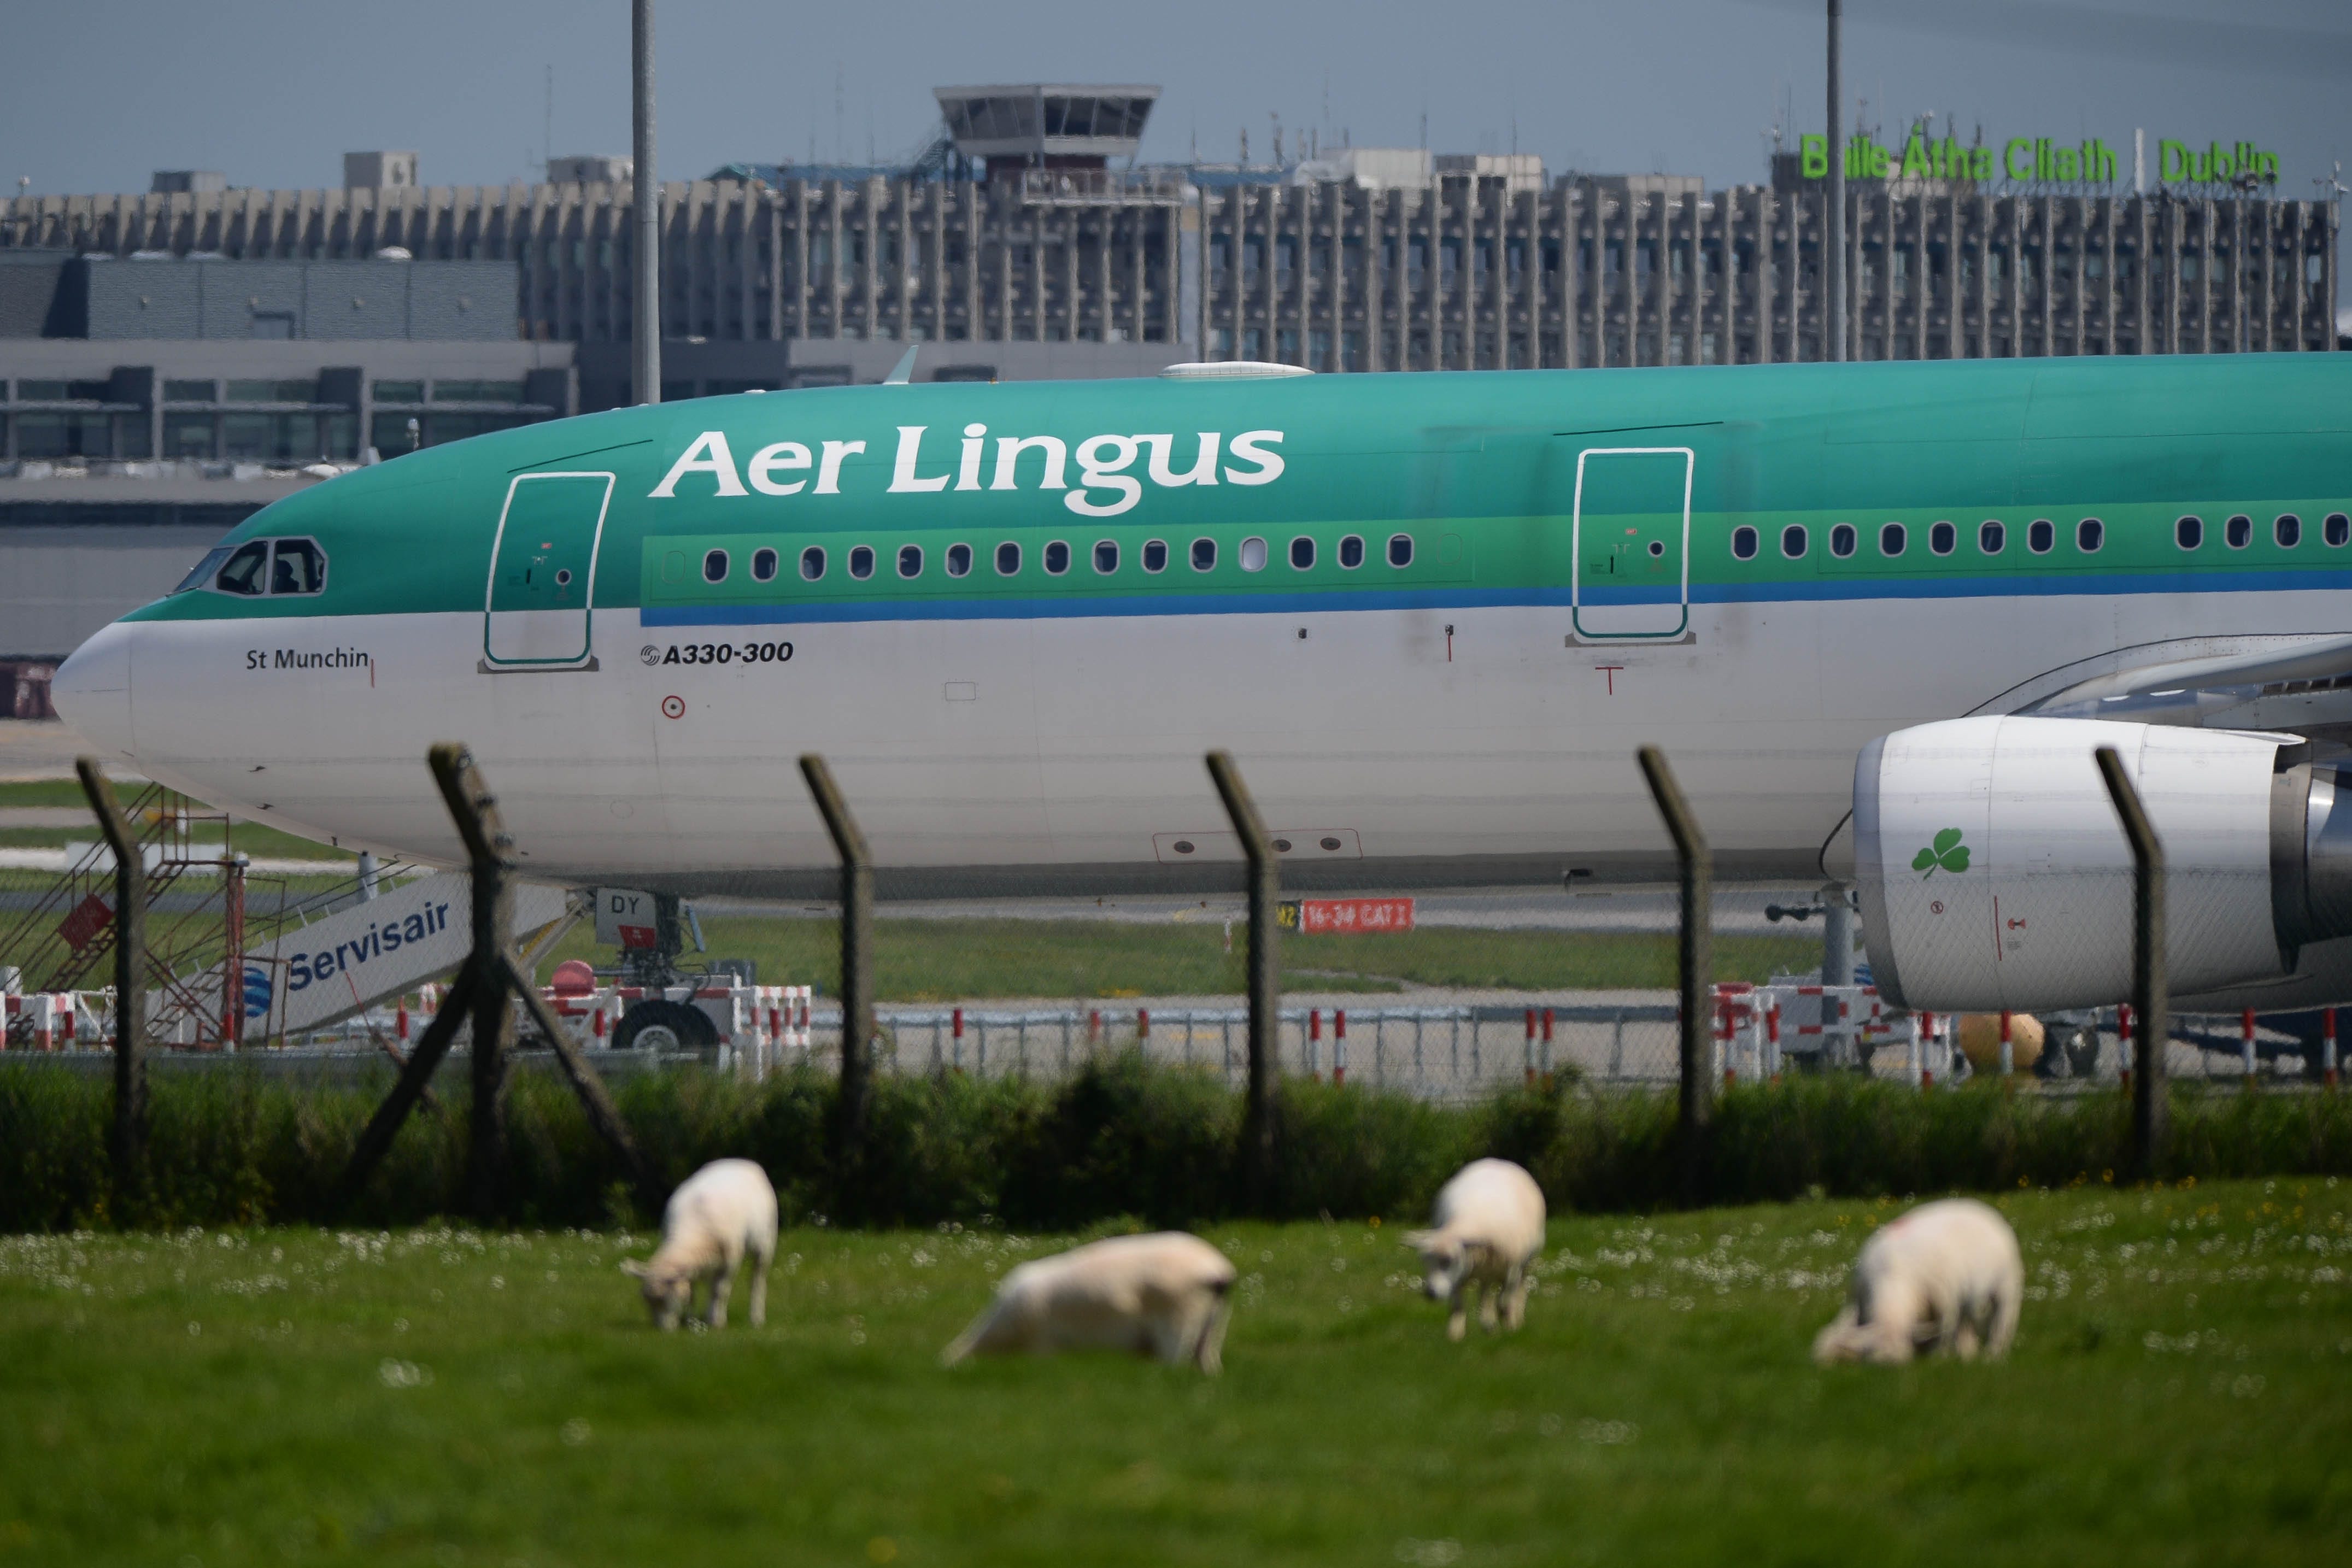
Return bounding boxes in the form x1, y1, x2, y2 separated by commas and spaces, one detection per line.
637, 566, 2352, 627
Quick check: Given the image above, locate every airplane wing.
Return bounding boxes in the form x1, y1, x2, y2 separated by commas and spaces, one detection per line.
1980, 632, 2352, 737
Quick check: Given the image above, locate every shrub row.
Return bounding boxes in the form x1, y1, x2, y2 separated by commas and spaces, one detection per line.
2, 1055, 2347, 1232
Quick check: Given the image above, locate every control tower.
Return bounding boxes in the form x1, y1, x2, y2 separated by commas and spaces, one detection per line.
934, 85, 1159, 181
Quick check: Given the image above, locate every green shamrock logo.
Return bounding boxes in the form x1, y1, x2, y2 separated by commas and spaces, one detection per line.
1912, 828, 1970, 878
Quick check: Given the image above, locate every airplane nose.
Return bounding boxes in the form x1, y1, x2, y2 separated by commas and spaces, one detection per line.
52, 621, 137, 760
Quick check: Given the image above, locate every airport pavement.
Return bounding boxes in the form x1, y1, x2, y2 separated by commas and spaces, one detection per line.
0, 720, 121, 782
697, 885, 1843, 937
0, 808, 91, 827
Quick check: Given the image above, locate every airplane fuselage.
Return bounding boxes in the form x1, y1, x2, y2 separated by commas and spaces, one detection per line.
55, 353, 2352, 903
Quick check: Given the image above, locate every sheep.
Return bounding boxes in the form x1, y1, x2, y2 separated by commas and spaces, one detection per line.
620, 1158, 778, 1331
1403, 1158, 1548, 1342
1812, 1197, 2023, 1365
941, 1231, 1237, 1374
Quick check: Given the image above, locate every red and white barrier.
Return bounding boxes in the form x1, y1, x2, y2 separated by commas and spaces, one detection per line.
1711, 982, 1898, 1084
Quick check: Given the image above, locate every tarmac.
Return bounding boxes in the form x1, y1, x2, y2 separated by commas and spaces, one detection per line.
0, 720, 121, 782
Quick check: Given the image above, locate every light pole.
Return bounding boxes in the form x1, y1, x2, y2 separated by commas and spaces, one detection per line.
1826, 0, 1846, 363
632, 0, 660, 404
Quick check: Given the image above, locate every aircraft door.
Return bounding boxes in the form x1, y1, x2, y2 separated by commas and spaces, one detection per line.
1570, 446, 1692, 641
483, 471, 613, 668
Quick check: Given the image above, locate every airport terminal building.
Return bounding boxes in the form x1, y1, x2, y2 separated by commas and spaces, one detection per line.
3, 89, 2336, 387
0, 89, 2339, 678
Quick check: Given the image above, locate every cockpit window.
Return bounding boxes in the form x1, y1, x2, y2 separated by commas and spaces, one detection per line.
173, 545, 233, 595
269, 538, 327, 595
215, 541, 269, 596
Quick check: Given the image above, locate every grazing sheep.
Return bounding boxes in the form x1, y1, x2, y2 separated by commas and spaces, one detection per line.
1813, 1197, 2023, 1365
1403, 1159, 1548, 1342
941, 1232, 1236, 1373
620, 1158, 778, 1331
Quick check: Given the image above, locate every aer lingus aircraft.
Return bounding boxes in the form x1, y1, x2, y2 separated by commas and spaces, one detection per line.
48, 351, 2352, 1017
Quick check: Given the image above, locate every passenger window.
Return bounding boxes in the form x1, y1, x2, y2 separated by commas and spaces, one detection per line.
995, 541, 1021, 575
1338, 533, 1365, 568
216, 542, 269, 595
849, 545, 875, 580
1929, 521, 1955, 556
1731, 526, 1758, 560
2028, 519, 2055, 553
1878, 522, 1906, 557
1781, 525, 1807, 559
268, 539, 327, 595
1239, 536, 1268, 572
1044, 541, 1070, 575
2175, 515, 2203, 550
1829, 524, 1856, 559
2328, 513, 2350, 548
946, 543, 972, 578
1094, 539, 1119, 574
2226, 514, 2252, 549
751, 547, 779, 582
1142, 539, 1168, 573
2077, 518, 2103, 553
1190, 537, 1217, 571
1289, 536, 1315, 569
703, 549, 729, 584
1979, 520, 2005, 554
1387, 533, 1414, 567
898, 544, 923, 579
800, 545, 826, 581
2276, 513, 2302, 549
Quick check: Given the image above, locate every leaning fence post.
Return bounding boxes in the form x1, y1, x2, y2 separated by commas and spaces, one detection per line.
798, 755, 873, 1212
1637, 746, 1712, 1206
435, 749, 518, 1219
1207, 750, 1281, 1210
76, 759, 145, 1207
339, 744, 648, 1219
2095, 746, 2168, 1177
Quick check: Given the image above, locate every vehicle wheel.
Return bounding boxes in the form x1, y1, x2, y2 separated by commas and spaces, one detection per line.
2062, 1023, 2102, 1078
613, 999, 716, 1052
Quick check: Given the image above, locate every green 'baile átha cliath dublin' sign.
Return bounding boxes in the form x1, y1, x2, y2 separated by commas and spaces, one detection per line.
1796, 130, 2278, 187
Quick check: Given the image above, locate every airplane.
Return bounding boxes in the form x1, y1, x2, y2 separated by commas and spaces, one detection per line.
48, 350, 2352, 1025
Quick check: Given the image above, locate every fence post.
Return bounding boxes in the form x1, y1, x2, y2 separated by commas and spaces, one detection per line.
453, 761, 517, 1218
1207, 750, 1280, 1211
2094, 745, 2168, 1177
75, 760, 145, 1206
1637, 746, 1712, 1206
339, 744, 648, 1219
797, 755, 874, 1208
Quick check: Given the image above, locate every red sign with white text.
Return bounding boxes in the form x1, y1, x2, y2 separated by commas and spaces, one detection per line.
1284, 897, 1415, 935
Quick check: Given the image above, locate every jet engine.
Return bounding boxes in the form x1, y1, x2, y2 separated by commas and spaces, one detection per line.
1854, 716, 2352, 1013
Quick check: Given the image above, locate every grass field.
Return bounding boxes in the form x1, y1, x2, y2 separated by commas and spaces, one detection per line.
3, 1179, 2346, 1565
0, 780, 99, 809
0, 777, 353, 861
539, 915, 1824, 1001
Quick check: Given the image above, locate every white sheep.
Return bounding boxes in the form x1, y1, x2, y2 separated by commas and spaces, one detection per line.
620, 1158, 778, 1331
1403, 1158, 1548, 1342
1813, 1197, 2023, 1365
941, 1231, 1237, 1374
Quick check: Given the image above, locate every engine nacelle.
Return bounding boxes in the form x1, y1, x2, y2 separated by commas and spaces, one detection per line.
1855, 716, 2352, 1013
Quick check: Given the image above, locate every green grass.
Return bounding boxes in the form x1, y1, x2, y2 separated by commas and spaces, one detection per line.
0, 820, 351, 860
0, 779, 96, 808
1, 1179, 2345, 1565
539, 915, 1823, 1001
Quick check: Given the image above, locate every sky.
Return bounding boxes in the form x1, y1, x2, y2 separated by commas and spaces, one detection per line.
3, 1, 2346, 293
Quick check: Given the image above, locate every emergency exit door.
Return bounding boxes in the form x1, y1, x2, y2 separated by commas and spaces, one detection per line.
1570, 447, 1692, 641
483, 472, 613, 668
